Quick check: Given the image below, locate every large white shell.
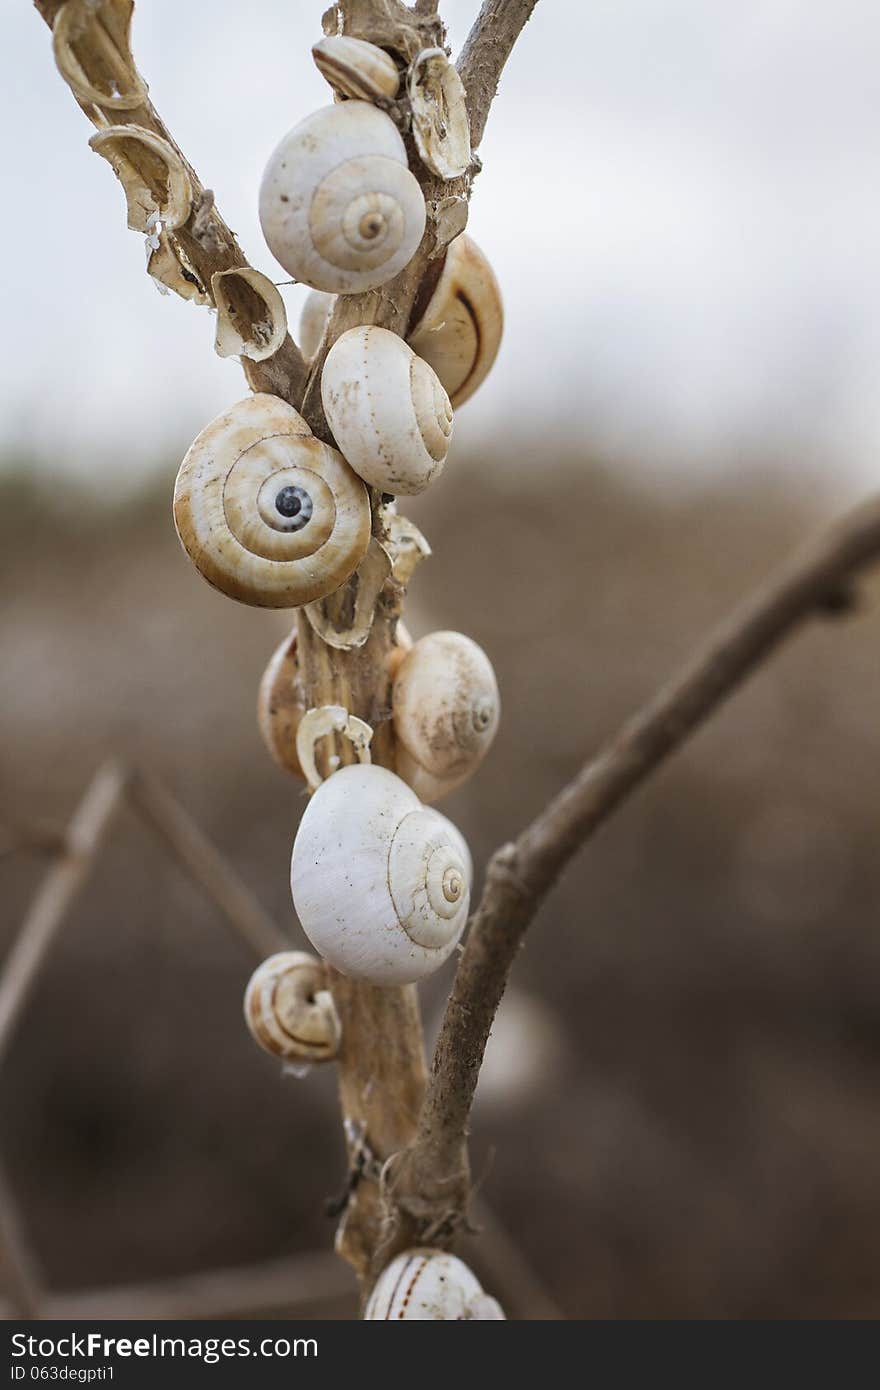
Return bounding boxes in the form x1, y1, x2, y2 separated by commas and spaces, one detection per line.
365, 1249, 505, 1320
312, 36, 400, 103
244, 951, 341, 1063
259, 102, 426, 294
290, 764, 471, 986
393, 631, 500, 803
173, 394, 370, 608
322, 326, 453, 496
408, 235, 503, 407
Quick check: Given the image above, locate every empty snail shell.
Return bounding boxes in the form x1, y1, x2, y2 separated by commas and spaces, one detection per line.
312, 36, 400, 103
393, 631, 499, 802
407, 235, 503, 407
173, 393, 370, 608
298, 289, 335, 360
290, 764, 471, 986
259, 102, 425, 294
365, 1249, 505, 1320
244, 951, 341, 1064
53, 0, 147, 112
322, 327, 453, 495
408, 48, 472, 181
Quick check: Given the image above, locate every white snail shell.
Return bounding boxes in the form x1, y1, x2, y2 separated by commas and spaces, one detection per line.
290, 764, 471, 986
393, 631, 500, 803
244, 951, 341, 1063
300, 234, 502, 407
89, 126, 192, 232
173, 394, 370, 608
312, 36, 400, 103
259, 102, 425, 294
322, 327, 453, 496
365, 1249, 506, 1320
211, 267, 287, 362
408, 235, 503, 407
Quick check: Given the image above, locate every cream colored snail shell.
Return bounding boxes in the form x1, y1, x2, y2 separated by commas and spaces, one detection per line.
322, 327, 453, 496
365, 1249, 506, 1320
258, 102, 425, 294
290, 764, 471, 986
312, 36, 400, 103
258, 624, 411, 778
173, 394, 370, 609
408, 234, 503, 407
393, 631, 499, 803
244, 951, 341, 1063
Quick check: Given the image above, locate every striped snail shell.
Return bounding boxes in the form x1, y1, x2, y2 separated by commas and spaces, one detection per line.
321, 326, 453, 496
365, 1249, 505, 1320
173, 394, 370, 608
258, 102, 425, 294
244, 951, 341, 1064
393, 631, 500, 803
290, 764, 471, 986
312, 36, 400, 103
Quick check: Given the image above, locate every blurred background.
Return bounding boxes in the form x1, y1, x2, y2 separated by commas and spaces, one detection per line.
2, 0, 880, 1319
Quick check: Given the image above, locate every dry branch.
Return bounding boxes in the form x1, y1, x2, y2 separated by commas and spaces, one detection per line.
390, 494, 880, 1230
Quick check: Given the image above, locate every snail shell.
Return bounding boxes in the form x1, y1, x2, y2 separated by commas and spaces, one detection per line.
53, 0, 147, 111
321, 327, 453, 496
408, 235, 503, 407
300, 234, 502, 407
259, 102, 426, 294
312, 36, 400, 103
365, 1249, 506, 1320
393, 631, 500, 803
89, 126, 192, 232
408, 48, 472, 181
211, 267, 287, 362
290, 764, 471, 986
173, 393, 370, 608
244, 951, 341, 1063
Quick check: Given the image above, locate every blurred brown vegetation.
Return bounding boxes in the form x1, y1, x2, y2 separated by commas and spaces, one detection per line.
1, 441, 879, 1319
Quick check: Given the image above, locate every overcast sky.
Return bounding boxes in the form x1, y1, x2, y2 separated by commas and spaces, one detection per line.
4, 1, 880, 491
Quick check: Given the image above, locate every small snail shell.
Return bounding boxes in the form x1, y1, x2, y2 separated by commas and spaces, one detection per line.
407, 235, 503, 407
298, 289, 335, 360
257, 624, 411, 778
259, 102, 425, 294
312, 36, 400, 103
173, 393, 370, 608
393, 631, 500, 803
244, 951, 341, 1063
365, 1249, 506, 1320
290, 764, 471, 986
408, 48, 472, 181
322, 327, 453, 496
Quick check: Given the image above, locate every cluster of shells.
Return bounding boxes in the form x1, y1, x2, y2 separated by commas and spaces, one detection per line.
53, 6, 505, 1323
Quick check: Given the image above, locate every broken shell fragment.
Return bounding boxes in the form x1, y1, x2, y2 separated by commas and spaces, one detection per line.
321, 326, 453, 496
211, 267, 287, 362
53, 0, 147, 112
408, 234, 503, 407
303, 536, 392, 652
298, 290, 335, 360
244, 951, 341, 1063
257, 627, 304, 777
312, 36, 400, 103
146, 231, 210, 304
89, 125, 192, 232
408, 48, 471, 181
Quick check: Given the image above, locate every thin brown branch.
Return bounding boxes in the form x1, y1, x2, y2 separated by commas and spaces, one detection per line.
32, 0, 308, 402
457, 0, 539, 148
0, 1164, 45, 1318
393, 492, 880, 1225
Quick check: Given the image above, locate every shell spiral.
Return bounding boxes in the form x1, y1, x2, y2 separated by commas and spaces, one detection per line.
322, 326, 453, 496
290, 764, 471, 986
173, 394, 370, 608
244, 951, 341, 1063
258, 103, 426, 294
